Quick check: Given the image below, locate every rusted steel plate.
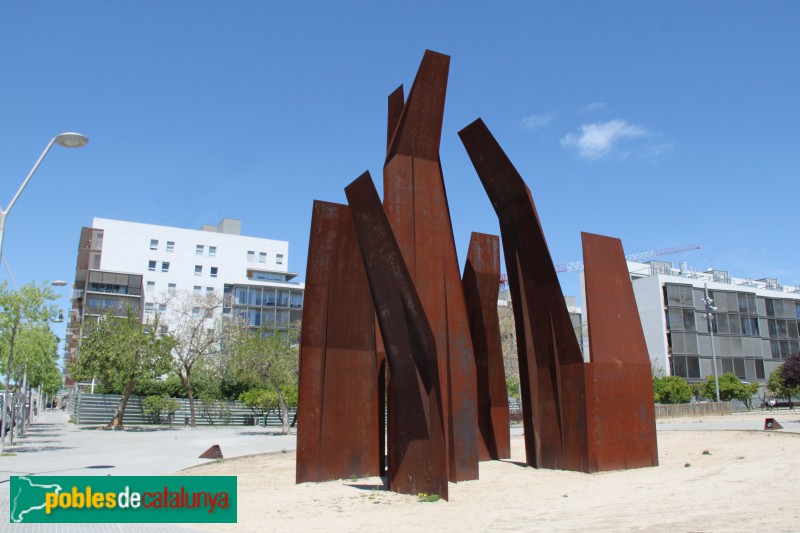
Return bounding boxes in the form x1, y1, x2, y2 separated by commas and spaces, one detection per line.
458, 118, 590, 472
383, 50, 479, 482
462, 232, 510, 460
582, 232, 658, 471
345, 171, 449, 500
296, 201, 380, 483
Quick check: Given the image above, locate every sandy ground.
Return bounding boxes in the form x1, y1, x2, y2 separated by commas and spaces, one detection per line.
179, 416, 800, 532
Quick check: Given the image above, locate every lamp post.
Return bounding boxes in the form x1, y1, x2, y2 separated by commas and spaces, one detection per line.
0, 133, 88, 451
703, 283, 721, 402
0, 132, 89, 265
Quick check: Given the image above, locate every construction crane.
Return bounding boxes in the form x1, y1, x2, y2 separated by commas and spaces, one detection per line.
556, 244, 701, 273
498, 244, 701, 289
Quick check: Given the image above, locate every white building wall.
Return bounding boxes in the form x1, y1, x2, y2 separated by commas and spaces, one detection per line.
93, 217, 292, 298
631, 274, 670, 374
90, 218, 303, 328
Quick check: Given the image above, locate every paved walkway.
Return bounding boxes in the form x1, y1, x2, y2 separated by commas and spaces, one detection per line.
0, 409, 296, 532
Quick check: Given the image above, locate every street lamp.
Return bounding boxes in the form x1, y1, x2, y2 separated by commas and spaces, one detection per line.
0, 132, 89, 265
0, 133, 87, 450
702, 282, 721, 402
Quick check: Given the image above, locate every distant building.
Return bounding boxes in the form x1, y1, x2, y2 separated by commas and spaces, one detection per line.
498, 290, 584, 352
580, 261, 800, 384
65, 217, 304, 383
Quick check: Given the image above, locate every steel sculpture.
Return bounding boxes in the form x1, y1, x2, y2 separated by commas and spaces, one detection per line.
581, 232, 659, 471
383, 49, 479, 482
296, 201, 381, 483
462, 232, 510, 460
459, 118, 590, 472
345, 171, 449, 500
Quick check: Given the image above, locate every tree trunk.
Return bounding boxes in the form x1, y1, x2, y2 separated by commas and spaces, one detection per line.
274, 385, 290, 435
180, 368, 196, 428
1, 325, 18, 452
110, 380, 136, 429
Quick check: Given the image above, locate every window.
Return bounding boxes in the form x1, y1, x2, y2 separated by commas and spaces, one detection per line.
196, 245, 204, 256
166, 241, 175, 252
146, 281, 155, 294
160, 325, 169, 335
259, 252, 266, 263
193, 285, 202, 296
210, 267, 218, 278
195, 265, 202, 276
247, 250, 255, 262
192, 307, 201, 318
168, 283, 176, 295
148, 260, 157, 272
206, 287, 214, 296
208, 246, 216, 257
145, 303, 155, 315
150, 239, 158, 251
157, 304, 166, 315
161, 262, 170, 273
276, 254, 284, 265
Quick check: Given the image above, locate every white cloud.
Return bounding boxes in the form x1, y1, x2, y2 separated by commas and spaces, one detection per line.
582, 102, 606, 113
521, 113, 555, 130
561, 119, 648, 159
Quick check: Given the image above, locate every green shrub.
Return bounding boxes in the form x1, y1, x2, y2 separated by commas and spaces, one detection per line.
142, 395, 182, 424
653, 375, 693, 404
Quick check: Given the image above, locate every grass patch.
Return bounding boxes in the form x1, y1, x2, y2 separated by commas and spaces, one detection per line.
418, 492, 441, 503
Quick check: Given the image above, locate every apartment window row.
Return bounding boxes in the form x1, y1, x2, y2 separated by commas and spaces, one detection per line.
149, 239, 176, 252
228, 307, 298, 328
86, 297, 139, 312
770, 339, 800, 359
193, 286, 215, 297
766, 318, 800, 340
247, 250, 268, 263
225, 286, 303, 308
765, 298, 800, 319
194, 265, 219, 277
145, 303, 167, 315
88, 282, 130, 295
196, 245, 217, 257
710, 313, 761, 337
670, 356, 765, 381
148, 260, 170, 272
709, 291, 757, 315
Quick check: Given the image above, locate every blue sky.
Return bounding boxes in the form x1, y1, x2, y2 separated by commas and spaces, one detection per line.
1, 2, 798, 353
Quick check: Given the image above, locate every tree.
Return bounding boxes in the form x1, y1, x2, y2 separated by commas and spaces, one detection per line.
159, 291, 224, 428
226, 325, 299, 434
239, 388, 279, 419
767, 367, 799, 406
0, 281, 59, 450
653, 375, 693, 404
700, 372, 760, 409
70, 309, 174, 428
780, 353, 800, 389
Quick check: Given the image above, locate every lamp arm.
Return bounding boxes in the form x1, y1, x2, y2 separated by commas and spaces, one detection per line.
3, 136, 57, 216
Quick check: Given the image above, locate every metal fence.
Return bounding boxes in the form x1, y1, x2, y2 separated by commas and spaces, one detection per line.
654, 401, 733, 419
70, 389, 296, 427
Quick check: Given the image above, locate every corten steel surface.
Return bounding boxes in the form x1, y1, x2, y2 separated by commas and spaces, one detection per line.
383, 49, 479, 482
296, 201, 380, 483
345, 171, 448, 500
582, 232, 658, 471
462, 232, 510, 460
459, 118, 590, 472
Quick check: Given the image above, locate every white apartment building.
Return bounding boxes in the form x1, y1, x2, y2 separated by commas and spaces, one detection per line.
580, 261, 800, 384
66, 217, 304, 382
